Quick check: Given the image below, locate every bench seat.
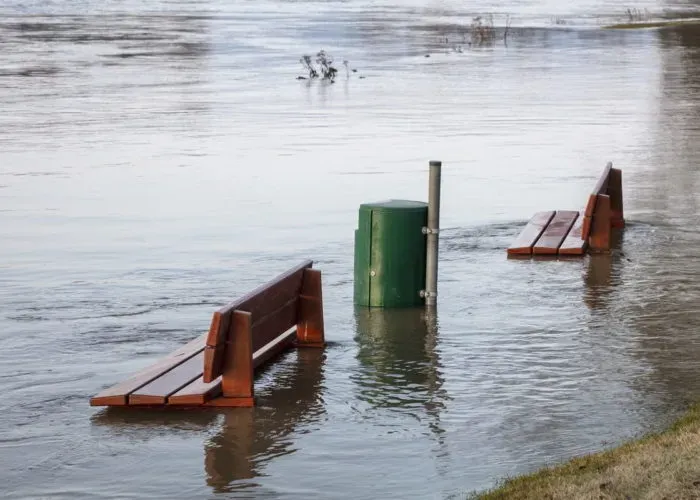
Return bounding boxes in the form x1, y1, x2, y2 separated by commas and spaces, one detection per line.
507, 163, 624, 257
90, 260, 325, 409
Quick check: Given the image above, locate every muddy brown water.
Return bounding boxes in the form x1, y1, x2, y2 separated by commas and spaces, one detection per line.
3, 0, 700, 498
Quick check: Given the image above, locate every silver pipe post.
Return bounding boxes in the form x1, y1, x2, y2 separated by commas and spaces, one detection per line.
425, 160, 441, 306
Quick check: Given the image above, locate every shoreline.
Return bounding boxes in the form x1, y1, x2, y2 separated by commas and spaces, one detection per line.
603, 19, 700, 29
470, 403, 700, 499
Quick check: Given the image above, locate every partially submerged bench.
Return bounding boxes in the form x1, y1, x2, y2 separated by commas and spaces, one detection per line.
90, 260, 325, 408
507, 162, 624, 256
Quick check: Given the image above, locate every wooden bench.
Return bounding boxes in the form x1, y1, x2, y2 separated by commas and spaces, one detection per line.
90, 260, 325, 408
507, 162, 624, 257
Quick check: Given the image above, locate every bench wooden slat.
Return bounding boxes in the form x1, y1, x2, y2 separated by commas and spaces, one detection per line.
203, 260, 311, 382
208, 260, 311, 342
167, 375, 222, 405
583, 193, 597, 219
558, 213, 588, 255
89, 333, 207, 406
507, 211, 555, 255
129, 351, 205, 405
532, 210, 579, 255
203, 297, 298, 384
169, 329, 297, 406
252, 297, 298, 353
609, 167, 624, 227
591, 161, 612, 196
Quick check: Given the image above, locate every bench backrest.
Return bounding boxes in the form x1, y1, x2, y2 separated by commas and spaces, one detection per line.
581, 162, 623, 244
202, 260, 314, 383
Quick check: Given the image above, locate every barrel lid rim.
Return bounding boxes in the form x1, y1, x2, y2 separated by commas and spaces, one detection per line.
359, 199, 428, 211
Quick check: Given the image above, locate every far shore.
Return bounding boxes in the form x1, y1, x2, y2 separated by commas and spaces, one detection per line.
470, 403, 700, 499
603, 19, 700, 29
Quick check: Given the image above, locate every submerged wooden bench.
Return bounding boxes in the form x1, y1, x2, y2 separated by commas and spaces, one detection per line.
507, 162, 624, 257
90, 260, 325, 408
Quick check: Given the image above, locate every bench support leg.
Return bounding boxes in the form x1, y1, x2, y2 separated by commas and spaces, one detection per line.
296, 269, 325, 348
589, 194, 612, 253
219, 310, 254, 407
609, 168, 624, 228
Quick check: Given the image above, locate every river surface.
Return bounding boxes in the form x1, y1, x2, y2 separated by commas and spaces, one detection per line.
3, 0, 700, 498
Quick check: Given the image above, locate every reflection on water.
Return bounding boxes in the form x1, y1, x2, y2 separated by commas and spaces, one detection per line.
583, 231, 625, 311
6, 0, 700, 498
90, 349, 326, 495
353, 307, 447, 436
204, 349, 326, 493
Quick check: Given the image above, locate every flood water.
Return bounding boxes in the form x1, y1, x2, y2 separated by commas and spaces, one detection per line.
3, 0, 700, 498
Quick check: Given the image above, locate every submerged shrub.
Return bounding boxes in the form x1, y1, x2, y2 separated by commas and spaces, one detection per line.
298, 50, 343, 82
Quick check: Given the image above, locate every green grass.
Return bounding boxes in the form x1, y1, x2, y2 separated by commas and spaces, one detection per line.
603, 19, 700, 29
469, 403, 700, 499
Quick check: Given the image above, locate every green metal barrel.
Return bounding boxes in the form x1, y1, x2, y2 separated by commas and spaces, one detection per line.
353, 199, 428, 308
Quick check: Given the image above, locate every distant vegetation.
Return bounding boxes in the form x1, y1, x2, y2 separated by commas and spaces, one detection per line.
297, 50, 363, 82
440, 14, 512, 53
603, 7, 700, 29
625, 7, 652, 23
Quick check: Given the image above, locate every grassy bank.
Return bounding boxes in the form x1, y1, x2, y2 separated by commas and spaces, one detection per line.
604, 19, 700, 29
471, 403, 700, 499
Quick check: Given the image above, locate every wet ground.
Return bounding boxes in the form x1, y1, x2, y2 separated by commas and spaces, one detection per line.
3, 0, 700, 498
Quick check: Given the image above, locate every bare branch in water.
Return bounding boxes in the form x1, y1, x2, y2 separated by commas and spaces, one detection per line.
298, 50, 344, 82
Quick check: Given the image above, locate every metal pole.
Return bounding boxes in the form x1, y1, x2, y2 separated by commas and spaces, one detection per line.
425, 160, 441, 306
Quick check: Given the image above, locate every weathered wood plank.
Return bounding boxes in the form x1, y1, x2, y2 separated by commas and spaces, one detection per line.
507, 211, 555, 255
558, 213, 588, 255
167, 375, 222, 405
129, 352, 205, 405
609, 167, 624, 227
168, 329, 296, 406
221, 311, 254, 400
297, 268, 325, 347
589, 194, 612, 252
532, 211, 579, 255
591, 161, 612, 196
205, 260, 311, 347
203, 261, 311, 382
253, 328, 296, 369
251, 298, 298, 353
89, 332, 207, 406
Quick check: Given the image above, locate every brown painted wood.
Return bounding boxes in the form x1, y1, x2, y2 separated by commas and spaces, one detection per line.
251, 297, 298, 353
221, 311, 254, 400
254, 329, 297, 368
296, 268, 325, 347
168, 375, 223, 405
589, 194, 612, 252
202, 311, 231, 383
129, 351, 205, 405
89, 332, 207, 406
93, 260, 323, 409
532, 211, 579, 255
230, 260, 310, 319
591, 161, 612, 196
169, 330, 296, 406
583, 193, 598, 220
203, 260, 311, 382
204, 396, 255, 407
558, 213, 588, 255
609, 167, 624, 228
507, 211, 555, 255
205, 260, 311, 347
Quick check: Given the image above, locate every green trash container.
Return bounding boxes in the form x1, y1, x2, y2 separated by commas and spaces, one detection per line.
353, 199, 428, 308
